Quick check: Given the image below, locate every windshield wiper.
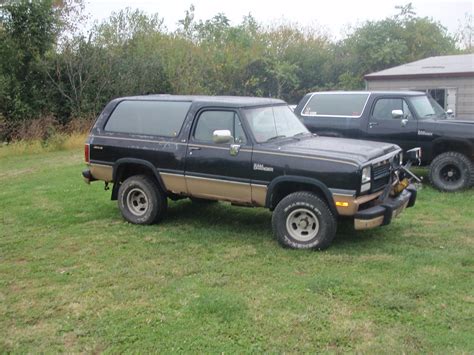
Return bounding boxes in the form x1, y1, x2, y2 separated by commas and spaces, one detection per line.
265, 135, 286, 142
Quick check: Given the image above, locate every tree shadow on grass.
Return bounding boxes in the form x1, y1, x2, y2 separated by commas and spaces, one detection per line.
163, 199, 389, 250
162, 200, 273, 242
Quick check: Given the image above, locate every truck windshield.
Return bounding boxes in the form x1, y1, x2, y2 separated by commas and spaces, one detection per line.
244, 105, 309, 143
409, 95, 447, 120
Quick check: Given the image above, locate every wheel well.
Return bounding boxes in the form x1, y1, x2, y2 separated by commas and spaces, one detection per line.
432, 140, 472, 160
111, 163, 161, 200
269, 181, 334, 213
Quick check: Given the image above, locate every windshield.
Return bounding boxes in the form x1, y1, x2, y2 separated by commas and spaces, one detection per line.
244, 105, 309, 143
409, 95, 447, 120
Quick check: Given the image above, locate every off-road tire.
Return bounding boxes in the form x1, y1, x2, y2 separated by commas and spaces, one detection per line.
429, 152, 472, 192
272, 192, 337, 250
118, 175, 167, 224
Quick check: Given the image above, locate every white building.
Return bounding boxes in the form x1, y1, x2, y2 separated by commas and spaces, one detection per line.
365, 54, 474, 119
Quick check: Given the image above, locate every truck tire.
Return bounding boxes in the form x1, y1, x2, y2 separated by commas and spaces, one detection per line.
272, 192, 337, 250
118, 175, 167, 224
429, 152, 472, 192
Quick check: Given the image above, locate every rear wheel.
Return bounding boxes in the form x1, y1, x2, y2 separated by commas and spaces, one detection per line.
429, 152, 472, 192
118, 175, 167, 224
272, 192, 337, 250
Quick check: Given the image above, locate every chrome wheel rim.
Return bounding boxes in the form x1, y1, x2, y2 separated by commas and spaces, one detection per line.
286, 208, 319, 242
126, 188, 149, 216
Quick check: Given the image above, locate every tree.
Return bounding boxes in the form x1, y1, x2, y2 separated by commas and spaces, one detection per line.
335, 3, 457, 88
0, 0, 60, 121
456, 13, 474, 53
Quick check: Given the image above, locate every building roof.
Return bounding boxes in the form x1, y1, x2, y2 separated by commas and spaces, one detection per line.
119, 94, 286, 107
365, 54, 474, 80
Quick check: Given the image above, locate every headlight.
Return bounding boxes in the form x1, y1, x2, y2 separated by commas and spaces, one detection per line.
361, 166, 371, 184
360, 166, 371, 193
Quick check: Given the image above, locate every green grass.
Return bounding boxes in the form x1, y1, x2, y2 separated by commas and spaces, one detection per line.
1, 150, 473, 353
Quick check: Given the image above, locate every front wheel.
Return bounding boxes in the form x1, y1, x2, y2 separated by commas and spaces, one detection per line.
272, 192, 337, 250
118, 175, 168, 224
429, 152, 472, 192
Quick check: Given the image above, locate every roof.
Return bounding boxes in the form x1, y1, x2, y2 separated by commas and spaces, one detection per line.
119, 94, 286, 107
365, 54, 474, 80
308, 91, 425, 96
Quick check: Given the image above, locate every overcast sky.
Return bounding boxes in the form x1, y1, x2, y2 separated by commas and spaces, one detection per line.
84, 0, 473, 39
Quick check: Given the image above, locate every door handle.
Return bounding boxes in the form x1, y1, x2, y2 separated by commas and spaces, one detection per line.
188, 146, 201, 155
369, 122, 378, 128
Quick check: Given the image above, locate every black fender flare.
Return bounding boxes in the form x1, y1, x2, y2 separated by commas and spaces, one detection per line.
431, 137, 473, 158
265, 175, 337, 214
111, 158, 166, 200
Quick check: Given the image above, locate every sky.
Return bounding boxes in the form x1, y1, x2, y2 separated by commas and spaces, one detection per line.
83, 0, 473, 39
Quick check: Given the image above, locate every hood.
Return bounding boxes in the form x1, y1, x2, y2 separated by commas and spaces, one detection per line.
443, 119, 474, 125
262, 136, 400, 166
419, 119, 474, 139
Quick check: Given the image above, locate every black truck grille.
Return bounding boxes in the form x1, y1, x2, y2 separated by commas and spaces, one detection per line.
372, 161, 391, 192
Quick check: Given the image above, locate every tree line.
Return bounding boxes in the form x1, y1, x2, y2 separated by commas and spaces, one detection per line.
0, 0, 470, 139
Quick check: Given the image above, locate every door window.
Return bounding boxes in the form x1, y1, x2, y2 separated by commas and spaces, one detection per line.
372, 98, 413, 120
194, 111, 247, 144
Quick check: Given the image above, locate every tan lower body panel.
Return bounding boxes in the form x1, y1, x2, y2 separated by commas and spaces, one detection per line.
90, 163, 113, 182
160, 173, 188, 194
162, 174, 268, 206
186, 175, 252, 204
251, 184, 267, 207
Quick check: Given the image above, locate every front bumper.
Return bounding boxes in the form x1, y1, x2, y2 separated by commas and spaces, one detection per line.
354, 185, 417, 230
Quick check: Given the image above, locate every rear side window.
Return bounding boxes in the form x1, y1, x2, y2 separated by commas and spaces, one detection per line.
302, 93, 370, 117
105, 100, 191, 137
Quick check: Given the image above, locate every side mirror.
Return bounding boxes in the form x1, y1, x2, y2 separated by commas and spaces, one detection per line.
446, 109, 453, 116
406, 147, 422, 165
212, 130, 233, 144
391, 109, 404, 119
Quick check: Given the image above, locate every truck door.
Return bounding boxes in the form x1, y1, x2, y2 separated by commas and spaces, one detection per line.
184, 109, 253, 204
364, 97, 418, 152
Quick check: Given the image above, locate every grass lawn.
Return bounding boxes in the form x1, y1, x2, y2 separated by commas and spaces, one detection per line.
1, 149, 473, 353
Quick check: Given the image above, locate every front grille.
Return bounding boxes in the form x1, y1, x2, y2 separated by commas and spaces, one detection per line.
372, 161, 391, 192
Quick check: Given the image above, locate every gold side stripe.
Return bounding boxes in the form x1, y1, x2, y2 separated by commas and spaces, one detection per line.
91, 135, 188, 146
189, 144, 252, 152
252, 150, 359, 167
91, 135, 359, 166
186, 175, 250, 185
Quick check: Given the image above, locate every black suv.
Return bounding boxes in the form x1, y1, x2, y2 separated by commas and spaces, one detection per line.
295, 91, 474, 192
83, 95, 418, 250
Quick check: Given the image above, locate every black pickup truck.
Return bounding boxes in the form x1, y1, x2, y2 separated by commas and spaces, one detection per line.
295, 91, 474, 192
83, 95, 418, 250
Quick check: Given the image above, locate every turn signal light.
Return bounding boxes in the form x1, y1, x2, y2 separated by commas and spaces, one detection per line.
335, 201, 349, 207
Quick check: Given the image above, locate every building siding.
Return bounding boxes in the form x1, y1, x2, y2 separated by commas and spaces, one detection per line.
366, 77, 474, 119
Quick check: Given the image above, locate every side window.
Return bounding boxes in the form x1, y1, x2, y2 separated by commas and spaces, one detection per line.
372, 98, 413, 120
194, 111, 247, 144
403, 100, 413, 119
105, 100, 191, 137
302, 93, 369, 117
